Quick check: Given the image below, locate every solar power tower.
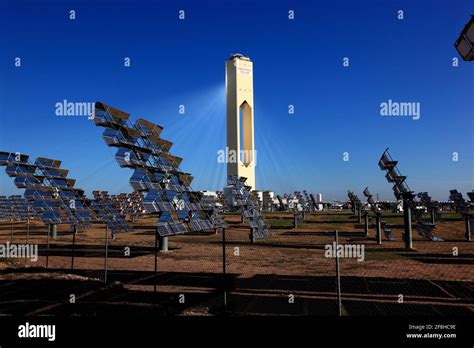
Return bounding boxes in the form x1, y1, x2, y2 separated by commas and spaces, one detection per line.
92, 102, 221, 251
226, 54, 256, 190
225, 175, 270, 242
449, 190, 472, 241
347, 191, 362, 223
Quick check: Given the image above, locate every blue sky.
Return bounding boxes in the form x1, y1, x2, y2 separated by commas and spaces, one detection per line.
0, 0, 472, 201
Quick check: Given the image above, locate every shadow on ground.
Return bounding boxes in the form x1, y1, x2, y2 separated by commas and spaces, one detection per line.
0, 268, 472, 317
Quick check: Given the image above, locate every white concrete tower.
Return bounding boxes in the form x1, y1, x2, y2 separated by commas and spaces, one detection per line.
226, 53, 256, 189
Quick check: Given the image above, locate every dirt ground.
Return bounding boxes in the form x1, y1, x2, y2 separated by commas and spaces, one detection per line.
0, 211, 472, 316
